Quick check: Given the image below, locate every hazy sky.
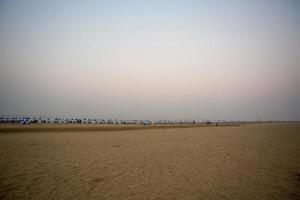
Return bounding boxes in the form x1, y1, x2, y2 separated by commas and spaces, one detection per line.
1, 0, 300, 120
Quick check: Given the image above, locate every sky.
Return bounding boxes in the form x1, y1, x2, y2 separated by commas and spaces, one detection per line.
0, 0, 300, 121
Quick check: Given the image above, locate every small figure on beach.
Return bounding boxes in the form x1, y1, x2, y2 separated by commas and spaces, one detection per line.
143, 120, 151, 127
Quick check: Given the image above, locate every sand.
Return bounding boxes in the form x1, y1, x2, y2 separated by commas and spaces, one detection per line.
0, 123, 299, 200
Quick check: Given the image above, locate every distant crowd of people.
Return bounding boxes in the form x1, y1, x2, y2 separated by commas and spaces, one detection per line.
0, 117, 278, 125
0, 117, 198, 125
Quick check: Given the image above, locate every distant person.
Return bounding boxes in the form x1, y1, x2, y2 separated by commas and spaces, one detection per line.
144, 121, 150, 127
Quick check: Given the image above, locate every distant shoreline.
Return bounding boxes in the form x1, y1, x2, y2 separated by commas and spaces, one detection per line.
1, 122, 297, 133
0, 123, 240, 133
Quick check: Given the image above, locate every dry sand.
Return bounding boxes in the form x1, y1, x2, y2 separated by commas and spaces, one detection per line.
0, 123, 299, 200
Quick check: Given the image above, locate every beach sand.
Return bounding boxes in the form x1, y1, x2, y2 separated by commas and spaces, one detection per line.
0, 123, 299, 200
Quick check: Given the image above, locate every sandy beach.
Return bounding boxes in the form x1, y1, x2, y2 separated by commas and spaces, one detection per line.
0, 123, 299, 200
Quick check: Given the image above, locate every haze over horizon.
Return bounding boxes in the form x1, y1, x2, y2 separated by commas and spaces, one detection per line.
1, 0, 300, 121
